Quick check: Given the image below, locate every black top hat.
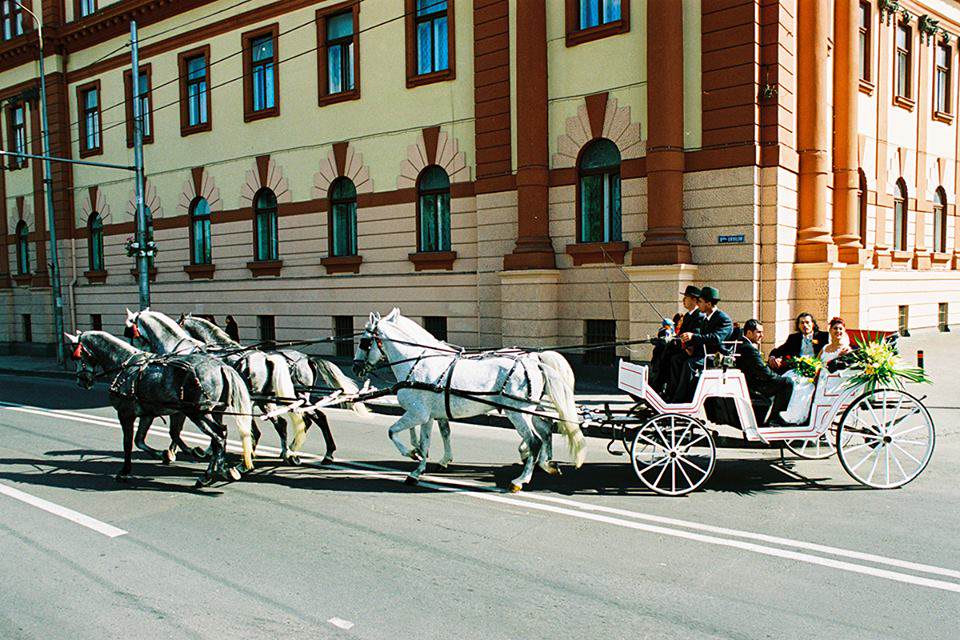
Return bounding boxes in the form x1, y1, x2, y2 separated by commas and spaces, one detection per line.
681, 285, 702, 299
699, 286, 721, 304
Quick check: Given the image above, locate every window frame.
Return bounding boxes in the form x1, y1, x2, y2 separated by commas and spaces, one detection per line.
15, 220, 29, 275
76, 80, 103, 158
893, 178, 908, 252
88, 212, 104, 272
576, 138, 622, 245
416, 165, 452, 253
933, 187, 948, 254
404, 0, 456, 88
934, 42, 953, 121
328, 177, 358, 258
565, 0, 631, 48
2, 1, 25, 41
317, 1, 360, 106
894, 21, 914, 108
252, 187, 279, 262
178, 45, 212, 136
189, 196, 213, 266
242, 24, 280, 122
858, 1, 871, 85
75, 0, 96, 19
858, 169, 868, 248
124, 64, 154, 148
6, 102, 27, 170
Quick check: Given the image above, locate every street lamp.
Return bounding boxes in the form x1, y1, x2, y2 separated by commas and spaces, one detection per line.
15, 1, 65, 365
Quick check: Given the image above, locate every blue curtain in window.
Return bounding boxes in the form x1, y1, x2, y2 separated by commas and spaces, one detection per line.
578, 139, 622, 243
418, 166, 451, 252
254, 189, 279, 261
330, 178, 358, 257
191, 197, 212, 265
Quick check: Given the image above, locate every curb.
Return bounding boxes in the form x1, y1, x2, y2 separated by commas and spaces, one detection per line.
0, 366, 78, 382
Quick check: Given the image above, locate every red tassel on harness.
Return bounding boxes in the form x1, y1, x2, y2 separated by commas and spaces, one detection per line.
71, 343, 83, 360
131, 323, 141, 339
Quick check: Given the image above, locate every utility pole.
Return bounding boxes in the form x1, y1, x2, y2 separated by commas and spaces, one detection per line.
17, 1, 65, 364
130, 20, 151, 310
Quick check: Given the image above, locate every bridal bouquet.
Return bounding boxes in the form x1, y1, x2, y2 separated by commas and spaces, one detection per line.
845, 337, 930, 392
786, 355, 821, 381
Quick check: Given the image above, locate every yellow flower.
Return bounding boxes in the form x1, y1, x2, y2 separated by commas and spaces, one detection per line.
865, 364, 876, 376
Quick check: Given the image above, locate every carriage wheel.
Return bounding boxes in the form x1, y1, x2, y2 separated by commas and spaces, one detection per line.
784, 434, 835, 459
836, 389, 935, 489
630, 414, 716, 496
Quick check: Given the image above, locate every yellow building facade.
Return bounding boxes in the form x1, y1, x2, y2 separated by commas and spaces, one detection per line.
2, 0, 960, 360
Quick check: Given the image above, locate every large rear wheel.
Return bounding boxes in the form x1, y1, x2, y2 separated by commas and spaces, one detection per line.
631, 414, 716, 496
836, 389, 935, 489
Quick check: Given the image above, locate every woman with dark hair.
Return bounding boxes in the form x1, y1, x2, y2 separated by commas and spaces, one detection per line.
225, 315, 240, 342
768, 312, 829, 373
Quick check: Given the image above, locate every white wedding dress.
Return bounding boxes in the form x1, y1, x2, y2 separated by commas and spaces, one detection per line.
779, 347, 845, 424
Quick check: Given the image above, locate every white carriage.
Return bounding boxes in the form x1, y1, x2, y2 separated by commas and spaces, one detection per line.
583, 336, 936, 496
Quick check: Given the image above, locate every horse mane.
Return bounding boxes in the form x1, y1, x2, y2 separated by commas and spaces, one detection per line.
84, 330, 140, 361
143, 310, 199, 342
185, 315, 238, 347
385, 312, 450, 351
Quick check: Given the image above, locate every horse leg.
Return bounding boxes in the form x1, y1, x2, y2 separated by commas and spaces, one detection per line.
533, 416, 561, 476
506, 412, 542, 493
388, 411, 429, 461
189, 414, 224, 488
134, 415, 164, 459
312, 412, 337, 464
250, 421, 262, 458
436, 419, 453, 469
272, 417, 298, 466
406, 420, 433, 485
166, 413, 202, 464
116, 412, 137, 482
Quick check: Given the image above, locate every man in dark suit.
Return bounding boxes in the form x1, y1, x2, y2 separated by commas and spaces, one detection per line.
737, 319, 794, 424
768, 312, 829, 372
671, 286, 733, 403
650, 285, 704, 395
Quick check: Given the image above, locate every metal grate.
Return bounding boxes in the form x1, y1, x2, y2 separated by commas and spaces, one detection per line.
423, 316, 448, 342
258, 315, 276, 344
584, 319, 616, 365
90, 314, 102, 331
898, 305, 910, 337
939, 303, 950, 333
334, 316, 354, 358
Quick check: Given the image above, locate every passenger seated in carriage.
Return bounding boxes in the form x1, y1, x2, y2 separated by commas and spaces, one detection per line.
777, 316, 853, 423
767, 312, 830, 373
735, 319, 795, 426
650, 286, 703, 396
672, 286, 733, 403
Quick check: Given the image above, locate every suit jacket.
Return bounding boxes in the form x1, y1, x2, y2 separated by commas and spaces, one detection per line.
736, 339, 785, 396
686, 308, 733, 355
675, 309, 704, 335
770, 331, 829, 359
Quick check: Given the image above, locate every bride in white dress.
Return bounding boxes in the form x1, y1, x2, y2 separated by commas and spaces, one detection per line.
779, 317, 852, 424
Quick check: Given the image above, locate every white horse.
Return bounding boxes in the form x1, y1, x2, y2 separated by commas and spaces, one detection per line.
353, 309, 585, 491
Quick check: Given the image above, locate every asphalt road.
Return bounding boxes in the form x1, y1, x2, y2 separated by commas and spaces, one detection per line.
0, 372, 957, 640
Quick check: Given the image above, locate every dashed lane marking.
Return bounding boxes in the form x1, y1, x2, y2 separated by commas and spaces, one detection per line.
0, 481, 127, 538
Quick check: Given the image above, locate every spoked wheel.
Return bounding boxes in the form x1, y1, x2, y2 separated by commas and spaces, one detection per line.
784, 419, 842, 460
836, 389, 935, 489
630, 413, 716, 496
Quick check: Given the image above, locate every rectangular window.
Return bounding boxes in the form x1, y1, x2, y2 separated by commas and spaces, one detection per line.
317, 3, 360, 106
22, 314, 31, 343
243, 26, 280, 121
933, 202, 945, 254
258, 315, 276, 344
8, 103, 27, 169
584, 319, 616, 365
935, 44, 951, 115
328, 13, 354, 93
2, 1, 24, 41
895, 23, 912, 100
858, 2, 870, 82
77, 81, 102, 157
77, 0, 96, 18
124, 65, 153, 147
334, 315, 354, 358
179, 46, 211, 136
423, 316, 448, 342
579, 0, 621, 29
91, 313, 102, 331
898, 305, 910, 337
939, 303, 950, 332
565, 0, 630, 46
405, 0, 455, 87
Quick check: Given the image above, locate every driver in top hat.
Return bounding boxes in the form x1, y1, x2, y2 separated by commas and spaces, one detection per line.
650, 285, 704, 396
670, 285, 733, 403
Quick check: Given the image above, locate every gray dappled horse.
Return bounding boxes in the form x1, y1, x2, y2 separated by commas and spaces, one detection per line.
353, 309, 585, 491
65, 330, 254, 487
125, 309, 311, 464
178, 313, 370, 463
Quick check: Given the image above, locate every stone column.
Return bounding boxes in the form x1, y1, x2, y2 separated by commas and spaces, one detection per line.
796, 0, 837, 263
503, 0, 554, 270
634, 0, 691, 265
832, 0, 863, 263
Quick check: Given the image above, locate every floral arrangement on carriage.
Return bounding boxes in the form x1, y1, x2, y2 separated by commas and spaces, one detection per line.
842, 335, 931, 392
783, 354, 822, 382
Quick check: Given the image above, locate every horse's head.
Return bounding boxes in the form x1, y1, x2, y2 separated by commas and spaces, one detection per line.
353, 312, 386, 377
64, 331, 97, 389
177, 313, 191, 327
124, 308, 147, 345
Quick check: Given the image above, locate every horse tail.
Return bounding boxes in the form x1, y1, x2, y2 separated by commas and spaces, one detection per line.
539, 362, 585, 469
537, 351, 575, 392
223, 366, 255, 471
310, 357, 370, 417
267, 354, 307, 451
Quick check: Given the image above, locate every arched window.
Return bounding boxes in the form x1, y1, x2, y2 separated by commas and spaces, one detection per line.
578, 138, 622, 243
329, 178, 358, 257
88, 213, 104, 272
253, 188, 279, 261
933, 187, 947, 254
417, 166, 451, 252
15, 221, 29, 275
190, 197, 212, 265
857, 169, 868, 247
893, 179, 908, 252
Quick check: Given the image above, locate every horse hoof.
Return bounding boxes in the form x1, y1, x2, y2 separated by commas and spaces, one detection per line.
409, 451, 423, 462
509, 483, 522, 493
227, 467, 242, 482
288, 455, 302, 466
321, 455, 335, 465
404, 475, 420, 486
162, 450, 176, 465
190, 447, 209, 460
545, 463, 562, 477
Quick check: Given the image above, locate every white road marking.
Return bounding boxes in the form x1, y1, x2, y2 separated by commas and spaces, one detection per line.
328, 617, 354, 630
3, 402, 960, 593
0, 482, 127, 538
